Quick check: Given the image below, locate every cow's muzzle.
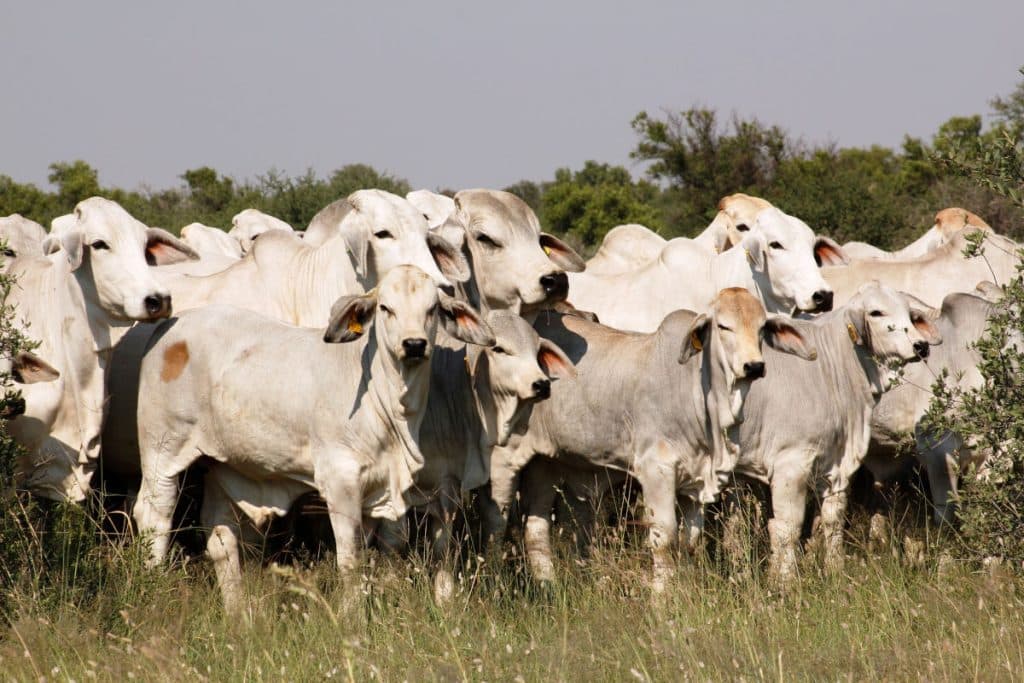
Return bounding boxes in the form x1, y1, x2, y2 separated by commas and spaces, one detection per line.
810, 290, 834, 313
144, 294, 172, 319
540, 272, 569, 302
401, 338, 429, 362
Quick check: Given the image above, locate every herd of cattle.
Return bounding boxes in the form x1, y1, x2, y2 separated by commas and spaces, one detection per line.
0, 189, 1018, 611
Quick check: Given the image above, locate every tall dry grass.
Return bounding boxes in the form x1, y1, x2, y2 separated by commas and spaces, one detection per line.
1, 496, 1021, 682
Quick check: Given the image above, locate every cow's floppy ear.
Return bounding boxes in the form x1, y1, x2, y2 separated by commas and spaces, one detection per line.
439, 292, 494, 347
12, 351, 60, 384
540, 233, 585, 272
678, 314, 709, 364
764, 317, 817, 361
146, 228, 199, 265
43, 231, 84, 271
427, 231, 470, 283
434, 218, 466, 251
324, 291, 377, 343
814, 236, 849, 267
740, 234, 765, 271
342, 218, 369, 278
537, 339, 576, 380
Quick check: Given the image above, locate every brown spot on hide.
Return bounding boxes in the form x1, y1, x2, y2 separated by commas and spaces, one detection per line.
161, 341, 189, 382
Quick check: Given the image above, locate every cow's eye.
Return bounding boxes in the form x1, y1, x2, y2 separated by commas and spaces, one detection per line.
717, 323, 732, 332
374, 230, 393, 239
475, 233, 501, 249
380, 304, 393, 315
869, 310, 884, 317
2, 248, 15, 258
735, 223, 749, 232
91, 240, 110, 250
769, 241, 784, 250
491, 345, 507, 355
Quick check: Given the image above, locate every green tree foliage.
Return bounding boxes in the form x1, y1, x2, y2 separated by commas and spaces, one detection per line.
539, 162, 662, 247
630, 109, 789, 233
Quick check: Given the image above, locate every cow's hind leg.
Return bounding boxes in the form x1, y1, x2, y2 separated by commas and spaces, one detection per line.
200, 472, 246, 615
818, 484, 849, 575
429, 476, 461, 602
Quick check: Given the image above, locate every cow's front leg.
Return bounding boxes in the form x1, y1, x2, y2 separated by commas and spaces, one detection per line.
637, 445, 679, 593
317, 454, 365, 576
768, 463, 809, 584
521, 458, 558, 582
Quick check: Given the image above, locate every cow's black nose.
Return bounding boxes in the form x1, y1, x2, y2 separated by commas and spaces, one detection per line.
402, 338, 428, 358
532, 378, 551, 399
913, 340, 930, 359
811, 290, 833, 312
743, 361, 766, 379
540, 272, 569, 300
144, 294, 171, 318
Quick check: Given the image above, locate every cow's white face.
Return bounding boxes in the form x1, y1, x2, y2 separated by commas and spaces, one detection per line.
454, 190, 584, 315
324, 265, 493, 364
45, 198, 196, 322
748, 208, 838, 314
340, 190, 468, 291
716, 193, 774, 250
229, 209, 294, 253
471, 310, 574, 445
0, 215, 46, 259
847, 284, 941, 364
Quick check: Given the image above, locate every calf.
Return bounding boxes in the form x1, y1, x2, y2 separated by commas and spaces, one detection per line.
133, 265, 493, 612
490, 288, 814, 588
730, 283, 941, 580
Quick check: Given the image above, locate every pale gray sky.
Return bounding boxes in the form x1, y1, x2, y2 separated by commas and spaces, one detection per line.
3, 1, 1022, 193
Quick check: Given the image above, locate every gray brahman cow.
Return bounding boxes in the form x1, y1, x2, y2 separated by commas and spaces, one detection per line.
728, 283, 942, 580
488, 288, 815, 589
133, 265, 494, 613
865, 289, 1001, 530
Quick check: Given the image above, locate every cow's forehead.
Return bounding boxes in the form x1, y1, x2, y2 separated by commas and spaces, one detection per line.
714, 288, 767, 328
77, 198, 145, 241
858, 284, 906, 313
456, 191, 539, 238
721, 194, 771, 222
487, 311, 537, 351
377, 266, 437, 306
361, 193, 428, 236
756, 208, 813, 244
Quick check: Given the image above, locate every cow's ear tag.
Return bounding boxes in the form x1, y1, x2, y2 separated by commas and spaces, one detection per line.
690, 331, 703, 351
348, 320, 363, 335
542, 245, 552, 255
847, 323, 859, 344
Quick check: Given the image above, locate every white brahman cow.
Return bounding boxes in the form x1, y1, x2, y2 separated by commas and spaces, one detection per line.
133, 265, 493, 612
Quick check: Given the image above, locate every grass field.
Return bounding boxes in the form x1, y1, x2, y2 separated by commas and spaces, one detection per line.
1, 500, 1021, 682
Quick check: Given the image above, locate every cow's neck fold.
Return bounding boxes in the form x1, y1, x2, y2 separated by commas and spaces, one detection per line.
359, 332, 431, 520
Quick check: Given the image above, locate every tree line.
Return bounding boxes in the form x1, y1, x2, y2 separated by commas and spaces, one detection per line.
2, 78, 1022, 254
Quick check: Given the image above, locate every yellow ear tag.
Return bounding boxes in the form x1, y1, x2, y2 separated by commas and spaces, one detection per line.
543, 245, 552, 255
847, 323, 859, 344
690, 331, 703, 351
348, 320, 363, 335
